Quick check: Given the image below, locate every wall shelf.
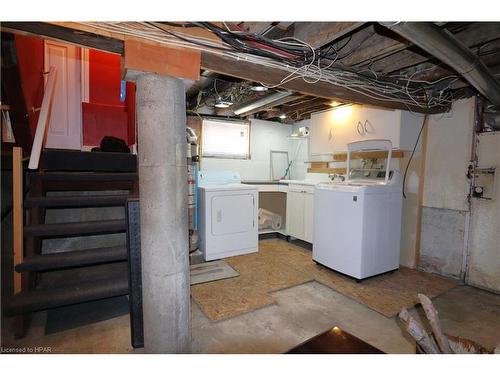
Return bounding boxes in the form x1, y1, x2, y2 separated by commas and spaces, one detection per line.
333, 150, 405, 161
307, 167, 347, 174
305, 150, 404, 164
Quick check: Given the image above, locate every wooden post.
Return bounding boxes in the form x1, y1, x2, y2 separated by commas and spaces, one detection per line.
28, 66, 57, 170
12, 146, 23, 294
414, 115, 429, 267
418, 294, 453, 353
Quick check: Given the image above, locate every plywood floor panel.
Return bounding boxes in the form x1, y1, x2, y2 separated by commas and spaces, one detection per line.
191, 239, 457, 321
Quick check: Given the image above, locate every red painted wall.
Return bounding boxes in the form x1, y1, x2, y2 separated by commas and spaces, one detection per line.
89, 49, 122, 106
82, 103, 128, 145
83, 49, 136, 147
14, 34, 44, 135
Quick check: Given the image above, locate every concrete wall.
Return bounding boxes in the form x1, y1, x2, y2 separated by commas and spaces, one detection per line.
419, 98, 475, 279
423, 98, 475, 211
420, 207, 466, 278
467, 132, 500, 292
419, 100, 500, 292
201, 119, 293, 181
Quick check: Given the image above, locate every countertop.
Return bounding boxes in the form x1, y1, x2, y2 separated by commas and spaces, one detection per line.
242, 174, 332, 187
242, 180, 288, 185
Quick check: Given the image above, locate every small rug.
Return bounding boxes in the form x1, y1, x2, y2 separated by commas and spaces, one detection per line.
45, 295, 129, 335
190, 239, 457, 321
190, 260, 239, 285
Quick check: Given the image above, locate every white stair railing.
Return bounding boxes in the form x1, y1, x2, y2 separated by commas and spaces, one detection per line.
28, 66, 57, 170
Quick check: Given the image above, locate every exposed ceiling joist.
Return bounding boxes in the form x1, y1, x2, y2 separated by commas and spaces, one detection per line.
259, 109, 282, 120
258, 96, 323, 120
337, 25, 410, 67
381, 22, 500, 106
1, 21, 124, 54
400, 45, 500, 85
282, 97, 331, 113
293, 22, 365, 49
368, 22, 500, 74
239, 22, 277, 35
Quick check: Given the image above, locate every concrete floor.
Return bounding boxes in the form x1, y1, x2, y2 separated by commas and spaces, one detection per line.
2, 282, 499, 353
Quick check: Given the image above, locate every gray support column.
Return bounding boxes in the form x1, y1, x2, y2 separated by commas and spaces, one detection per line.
135, 73, 190, 353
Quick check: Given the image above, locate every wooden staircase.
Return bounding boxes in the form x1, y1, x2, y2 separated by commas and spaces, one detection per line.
3, 149, 138, 337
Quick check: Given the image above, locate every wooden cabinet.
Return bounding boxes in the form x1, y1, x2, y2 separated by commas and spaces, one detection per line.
310, 105, 424, 154
286, 184, 315, 243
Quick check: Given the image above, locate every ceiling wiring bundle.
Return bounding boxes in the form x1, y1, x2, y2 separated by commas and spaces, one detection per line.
78, 21, 460, 111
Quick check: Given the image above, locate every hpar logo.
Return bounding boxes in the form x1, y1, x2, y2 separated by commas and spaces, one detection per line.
34, 346, 52, 353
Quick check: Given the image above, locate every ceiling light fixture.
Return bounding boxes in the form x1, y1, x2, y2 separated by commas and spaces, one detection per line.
329, 100, 342, 107
250, 85, 269, 92
215, 97, 233, 108
279, 114, 287, 119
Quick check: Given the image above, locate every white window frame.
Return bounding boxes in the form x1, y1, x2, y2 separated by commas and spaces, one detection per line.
201, 119, 251, 160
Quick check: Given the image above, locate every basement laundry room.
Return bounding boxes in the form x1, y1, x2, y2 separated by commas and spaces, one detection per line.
1, 5, 500, 370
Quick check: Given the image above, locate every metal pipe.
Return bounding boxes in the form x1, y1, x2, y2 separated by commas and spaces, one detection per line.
380, 22, 500, 107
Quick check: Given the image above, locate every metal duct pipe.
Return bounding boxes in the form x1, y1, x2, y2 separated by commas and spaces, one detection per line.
233, 91, 294, 116
380, 22, 500, 107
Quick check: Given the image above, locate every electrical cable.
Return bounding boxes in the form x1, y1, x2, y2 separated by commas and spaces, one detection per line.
402, 115, 427, 199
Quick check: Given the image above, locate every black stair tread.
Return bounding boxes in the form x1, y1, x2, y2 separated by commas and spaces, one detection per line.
39, 180, 137, 192
31, 172, 138, 182
24, 219, 127, 238
25, 194, 129, 208
15, 246, 128, 273
3, 275, 129, 316
41, 149, 136, 173
39, 261, 128, 289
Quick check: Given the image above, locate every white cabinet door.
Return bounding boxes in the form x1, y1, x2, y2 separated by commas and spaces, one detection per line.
286, 191, 305, 239
304, 193, 315, 243
354, 106, 401, 147
310, 110, 335, 155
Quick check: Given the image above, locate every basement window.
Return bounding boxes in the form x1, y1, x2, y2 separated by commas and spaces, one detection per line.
202, 119, 250, 159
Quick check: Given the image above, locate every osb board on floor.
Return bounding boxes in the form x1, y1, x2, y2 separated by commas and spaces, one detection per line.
190, 239, 457, 321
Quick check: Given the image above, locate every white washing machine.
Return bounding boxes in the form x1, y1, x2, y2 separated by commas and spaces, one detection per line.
198, 171, 258, 261
313, 140, 403, 280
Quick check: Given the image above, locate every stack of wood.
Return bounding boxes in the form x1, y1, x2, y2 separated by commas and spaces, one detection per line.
399, 294, 492, 354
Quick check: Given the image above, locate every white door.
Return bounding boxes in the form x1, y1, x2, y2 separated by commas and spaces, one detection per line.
304, 192, 315, 243
44, 40, 82, 150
